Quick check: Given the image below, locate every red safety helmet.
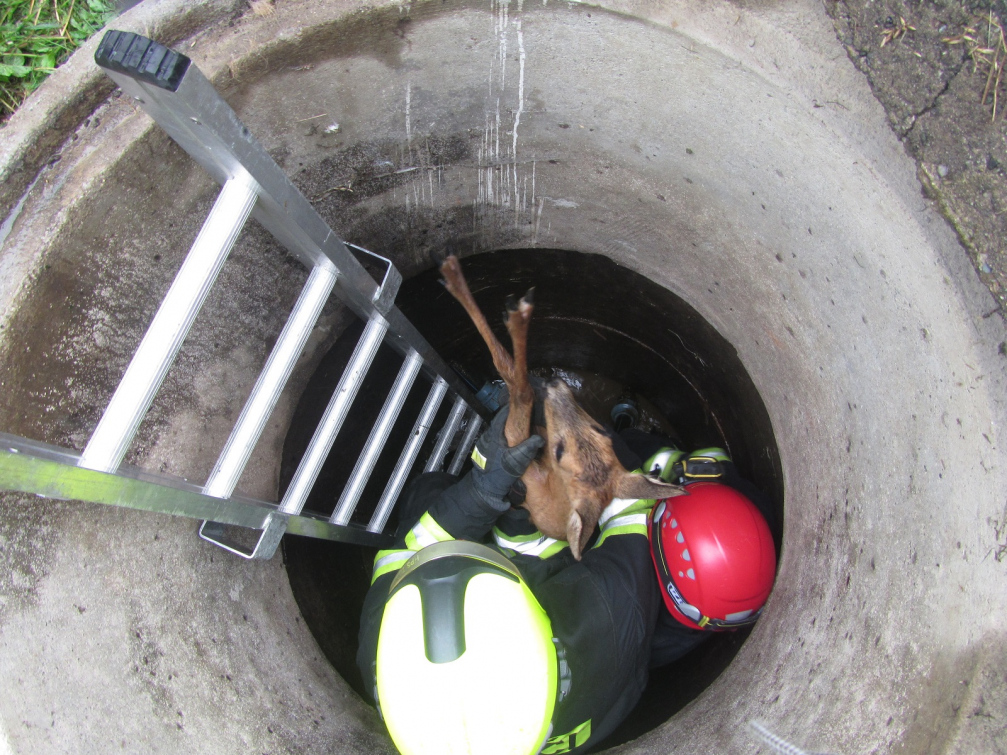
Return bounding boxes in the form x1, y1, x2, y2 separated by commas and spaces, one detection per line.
648, 481, 776, 631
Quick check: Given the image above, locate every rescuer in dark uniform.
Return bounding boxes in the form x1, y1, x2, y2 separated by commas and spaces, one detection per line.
357, 407, 776, 755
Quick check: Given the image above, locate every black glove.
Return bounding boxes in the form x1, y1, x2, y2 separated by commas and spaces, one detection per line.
469, 407, 544, 511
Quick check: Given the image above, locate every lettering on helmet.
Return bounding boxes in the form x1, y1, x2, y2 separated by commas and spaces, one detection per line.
666, 581, 685, 607
666, 580, 703, 622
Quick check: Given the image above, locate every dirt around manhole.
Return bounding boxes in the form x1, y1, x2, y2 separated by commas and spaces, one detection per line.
827, 0, 1007, 326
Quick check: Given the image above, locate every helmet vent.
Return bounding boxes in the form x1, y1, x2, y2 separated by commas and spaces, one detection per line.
391, 556, 518, 664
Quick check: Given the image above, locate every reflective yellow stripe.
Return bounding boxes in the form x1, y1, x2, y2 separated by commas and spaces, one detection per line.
374, 513, 456, 582
491, 526, 544, 543
471, 445, 488, 470
538, 540, 569, 559
690, 446, 730, 462
598, 497, 653, 529
371, 549, 414, 583
541, 719, 592, 754
593, 517, 649, 548
403, 511, 453, 551
594, 497, 652, 549
493, 528, 568, 559
642, 449, 684, 481
598, 497, 640, 529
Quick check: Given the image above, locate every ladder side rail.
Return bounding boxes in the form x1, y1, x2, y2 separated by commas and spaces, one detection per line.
424, 396, 468, 473
447, 411, 484, 476
330, 349, 424, 526
79, 177, 257, 473
97, 34, 382, 318
202, 263, 338, 499
0, 31, 500, 559
105, 66, 377, 323
367, 377, 450, 534
96, 32, 489, 420
0, 434, 392, 547
278, 315, 389, 516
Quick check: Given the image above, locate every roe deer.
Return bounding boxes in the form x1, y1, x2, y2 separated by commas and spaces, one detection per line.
439, 255, 683, 560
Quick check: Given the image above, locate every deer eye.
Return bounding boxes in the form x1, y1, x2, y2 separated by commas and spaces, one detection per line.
555, 439, 565, 462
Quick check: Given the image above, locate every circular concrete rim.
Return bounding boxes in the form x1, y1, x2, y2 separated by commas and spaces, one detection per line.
1, 1, 1006, 754
280, 247, 785, 747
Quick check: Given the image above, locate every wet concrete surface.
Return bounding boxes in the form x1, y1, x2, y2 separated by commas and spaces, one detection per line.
0, 1, 1006, 753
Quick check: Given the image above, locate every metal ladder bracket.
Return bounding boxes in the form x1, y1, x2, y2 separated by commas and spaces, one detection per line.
345, 243, 403, 315
198, 514, 287, 560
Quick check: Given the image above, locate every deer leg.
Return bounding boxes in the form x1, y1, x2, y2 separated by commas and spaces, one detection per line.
439, 255, 531, 446
502, 290, 535, 447
440, 256, 515, 378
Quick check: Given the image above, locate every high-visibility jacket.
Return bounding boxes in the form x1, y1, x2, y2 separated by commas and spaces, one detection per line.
357, 473, 661, 755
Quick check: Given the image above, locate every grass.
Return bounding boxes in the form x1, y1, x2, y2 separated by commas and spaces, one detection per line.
944, 10, 1007, 121
0, 0, 116, 122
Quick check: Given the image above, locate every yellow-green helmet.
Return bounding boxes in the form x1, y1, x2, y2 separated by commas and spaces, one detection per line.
376, 540, 558, 755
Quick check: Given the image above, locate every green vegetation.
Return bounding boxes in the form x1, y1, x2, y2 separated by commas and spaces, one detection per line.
1, 0, 115, 121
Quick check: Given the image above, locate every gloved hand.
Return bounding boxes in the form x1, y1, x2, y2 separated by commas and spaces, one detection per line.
469, 407, 544, 511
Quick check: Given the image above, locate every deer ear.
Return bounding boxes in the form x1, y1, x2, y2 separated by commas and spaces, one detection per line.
566, 509, 585, 561
615, 472, 686, 501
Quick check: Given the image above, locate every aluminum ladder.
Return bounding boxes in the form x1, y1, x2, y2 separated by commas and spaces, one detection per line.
0, 30, 488, 559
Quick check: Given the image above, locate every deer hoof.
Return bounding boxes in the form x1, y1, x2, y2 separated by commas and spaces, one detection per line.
439, 253, 460, 273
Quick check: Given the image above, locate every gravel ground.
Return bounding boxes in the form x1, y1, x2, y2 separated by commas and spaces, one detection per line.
826, 0, 1007, 327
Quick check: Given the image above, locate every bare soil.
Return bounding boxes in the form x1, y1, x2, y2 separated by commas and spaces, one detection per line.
826, 0, 1007, 325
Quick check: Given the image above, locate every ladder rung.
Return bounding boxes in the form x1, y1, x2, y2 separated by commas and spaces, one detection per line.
79, 178, 257, 473
424, 395, 468, 473
367, 377, 449, 533
5, 32, 503, 562
278, 315, 388, 515
203, 264, 338, 499
96, 31, 385, 319
330, 349, 424, 525
447, 411, 483, 476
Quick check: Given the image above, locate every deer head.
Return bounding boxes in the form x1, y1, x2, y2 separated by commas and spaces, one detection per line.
439, 255, 682, 560
524, 379, 684, 559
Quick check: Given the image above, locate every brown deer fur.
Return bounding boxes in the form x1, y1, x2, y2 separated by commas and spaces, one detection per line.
439, 255, 683, 560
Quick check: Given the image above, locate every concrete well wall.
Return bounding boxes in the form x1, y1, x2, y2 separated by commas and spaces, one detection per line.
1, 1, 1005, 753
